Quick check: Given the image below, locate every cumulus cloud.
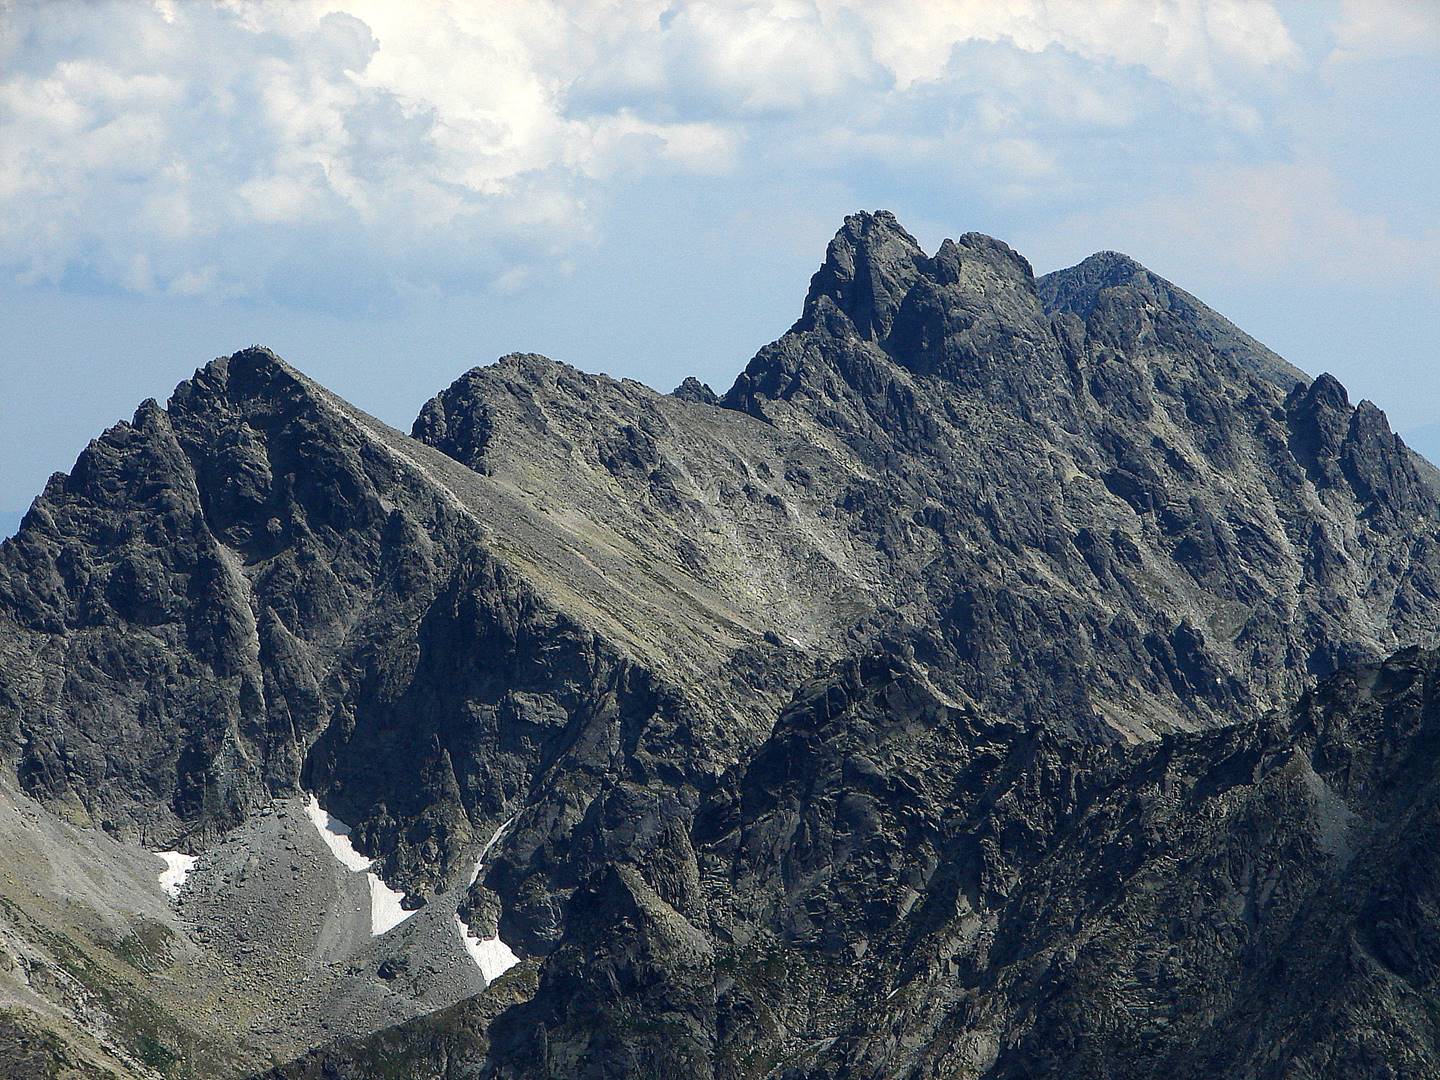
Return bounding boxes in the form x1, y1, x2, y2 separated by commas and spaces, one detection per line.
0, 0, 1309, 304
0, 0, 741, 301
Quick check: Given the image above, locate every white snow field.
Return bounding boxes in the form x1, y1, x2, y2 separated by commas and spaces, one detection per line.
303, 793, 415, 936
368, 874, 414, 937
454, 913, 521, 983
303, 794, 372, 872
455, 815, 521, 983
155, 850, 197, 898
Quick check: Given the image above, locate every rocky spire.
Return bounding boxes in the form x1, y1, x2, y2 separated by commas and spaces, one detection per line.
800, 210, 927, 341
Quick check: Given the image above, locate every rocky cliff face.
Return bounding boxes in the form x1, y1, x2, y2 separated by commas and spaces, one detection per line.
693, 643, 1440, 1079
721, 212, 1439, 739
265, 645, 1440, 1079
1, 211, 1438, 1078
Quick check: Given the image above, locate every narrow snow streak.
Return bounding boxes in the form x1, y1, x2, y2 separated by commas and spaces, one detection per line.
468, 814, 517, 886
304, 793, 414, 936
456, 814, 522, 983
155, 850, 197, 899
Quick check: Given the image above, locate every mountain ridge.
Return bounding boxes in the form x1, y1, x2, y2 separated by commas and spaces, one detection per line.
1, 211, 1438, 1078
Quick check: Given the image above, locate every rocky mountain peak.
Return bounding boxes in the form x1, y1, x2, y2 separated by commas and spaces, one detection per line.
1039, 249, 1308, 390
1035, 248, 1149, 316
797, 213, 1047, 370
1296, 370, 1351, 411
941, 230, 1037, 282
670, 376, 718, 405
183, 344, 304, 397
800, 209, 927, 341
717, 210, 1440, 740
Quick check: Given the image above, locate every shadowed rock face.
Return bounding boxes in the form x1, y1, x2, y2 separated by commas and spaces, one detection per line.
695, 645, 1440, 1080
2, 212, 1439, 1078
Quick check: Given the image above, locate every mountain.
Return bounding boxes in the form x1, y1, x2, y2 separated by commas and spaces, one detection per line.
1, 211, 1438, 1078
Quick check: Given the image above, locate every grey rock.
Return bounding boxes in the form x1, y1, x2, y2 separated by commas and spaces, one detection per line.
672, 377, 720, 405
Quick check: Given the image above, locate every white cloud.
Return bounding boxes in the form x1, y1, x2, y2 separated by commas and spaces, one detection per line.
0, 0, 1308, 303
574, 110, 742, 177
0, 0, 740, 299
850, 0, 1300, 98
981, 137, 1058, 180
649, 0, 874, 114
1048, 161, 1440, 290
1327, 0, 1440, 64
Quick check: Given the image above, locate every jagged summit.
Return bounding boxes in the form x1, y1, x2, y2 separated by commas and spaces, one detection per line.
1035, 248, 1150, 316
790, 211, 1308, 397
1297, 369, 1351, 410
800, 209, 927, 340
185, 343, 304, 388
670, 376, 718, 405
796, 211, 1042, 364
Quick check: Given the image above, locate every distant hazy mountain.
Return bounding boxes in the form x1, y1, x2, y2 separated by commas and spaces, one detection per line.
2, 212, 1439, 1079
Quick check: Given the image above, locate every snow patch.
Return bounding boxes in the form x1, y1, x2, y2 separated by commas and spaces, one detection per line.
155, 850, 196, 899
456, 814, 522, 983
454, 914, 521, 983
303, 793, 415, 936
370, 874, 414, 936
303, 793, 374, 872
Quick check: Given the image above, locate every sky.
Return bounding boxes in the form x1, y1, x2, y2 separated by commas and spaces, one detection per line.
1, 0, 1438, 532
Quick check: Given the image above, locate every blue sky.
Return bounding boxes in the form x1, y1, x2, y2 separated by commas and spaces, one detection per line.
1, 0, 1437, 531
